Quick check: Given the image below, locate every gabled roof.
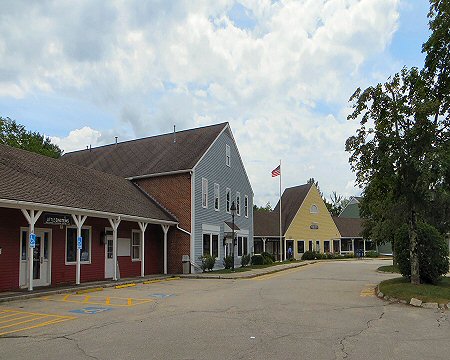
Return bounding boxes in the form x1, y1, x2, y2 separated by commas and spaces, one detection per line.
273, 183, 312, 233
61, 123, 228, 178
0, 144, 177, 223
333, 217, 363, 238
254, 183, 312, 237
253, 210, 280, 237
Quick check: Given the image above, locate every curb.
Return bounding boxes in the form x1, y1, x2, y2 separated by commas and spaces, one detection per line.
375, 285, 449, 310
180, 261, 316, 280
0, 275, 177, 303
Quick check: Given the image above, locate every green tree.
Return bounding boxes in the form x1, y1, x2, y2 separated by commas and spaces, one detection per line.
327, 191, 349, 216
0, 117, 62, 158
253, 202, 272, 212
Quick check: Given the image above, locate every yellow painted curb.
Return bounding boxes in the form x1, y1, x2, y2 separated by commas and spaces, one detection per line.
143, 279, 163, 285
75, 288, 103, 295
115, 283, 136, 289
165, 277, 180, 281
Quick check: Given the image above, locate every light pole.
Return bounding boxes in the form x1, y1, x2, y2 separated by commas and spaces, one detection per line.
230, 201, 236, 271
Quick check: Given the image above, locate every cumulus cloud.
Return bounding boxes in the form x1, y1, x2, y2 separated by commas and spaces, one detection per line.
0, 0, 401, 205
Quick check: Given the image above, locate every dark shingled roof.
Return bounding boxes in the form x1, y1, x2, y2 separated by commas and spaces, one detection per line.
273, 183, 312, 233
0, 144, 177, 222
333, 217, 363, 238
253, 210, 280, 237
61, 123, 228, 178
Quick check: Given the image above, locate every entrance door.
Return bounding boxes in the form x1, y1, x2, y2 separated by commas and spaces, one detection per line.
19, 229, 51, 288
105, 235, 114, 278
286, 240, 294, 259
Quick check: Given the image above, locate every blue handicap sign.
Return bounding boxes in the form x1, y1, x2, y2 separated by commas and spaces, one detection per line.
69, 307, 112, 315
77, 236, 83, 250
29, 233, 36, 248
149, 293, 174, 299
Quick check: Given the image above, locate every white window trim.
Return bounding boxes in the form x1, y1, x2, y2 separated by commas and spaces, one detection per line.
297, 240, 305, 254
131, 229, 142, 262
65, 225, 92, 265
244, 195, 249, 218
226, 188, 231, 214
202, 177, 208, 209
237, 235, 248, 257
202, 231, 220, 259
226, 144, 231, 167
236, 192, 241, 216
214, 183, 220, 211
310, 204, 319, 214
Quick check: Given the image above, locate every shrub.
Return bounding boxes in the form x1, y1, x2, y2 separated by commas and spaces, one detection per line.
344, 253, 355, 258
365, 250, 379, 258
395, 222, 449, 284
241, 254, 251, 267
301, 251, 316, 260
223, 255, 234, 269
261, 252, 275, 263
315, 253, 324, 260
199, 254, 216, 272
251, 254, 264, 265
326, 252, 335, 259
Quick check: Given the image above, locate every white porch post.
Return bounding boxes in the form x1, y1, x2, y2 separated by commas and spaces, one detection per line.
352, 238, 355, 254
71, 214, 87, 285
161, 225, 170, 275
21, 209, 43, 291
262, 238, 266, 253
363, 239, 366, 255
108, 217, 121, 281
339, 239, 342, 255
138, 222, 148, 277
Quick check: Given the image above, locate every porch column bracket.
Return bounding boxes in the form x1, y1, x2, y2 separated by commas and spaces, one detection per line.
161, 225, 170, 275
71, 214, 88, 285
138, 222, 148, 277
108, 217, 121, 281
20, 209, 43, 291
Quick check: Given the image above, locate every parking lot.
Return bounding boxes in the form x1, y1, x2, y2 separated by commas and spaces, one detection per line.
1, 260, 449, 360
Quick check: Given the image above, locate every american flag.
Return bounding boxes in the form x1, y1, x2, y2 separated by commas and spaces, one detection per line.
271, 165, 281, 177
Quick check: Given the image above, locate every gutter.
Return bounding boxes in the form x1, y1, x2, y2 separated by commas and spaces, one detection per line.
126, 169, 192, 181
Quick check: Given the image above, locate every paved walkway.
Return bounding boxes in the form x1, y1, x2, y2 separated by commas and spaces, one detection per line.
0, 261, 316, 303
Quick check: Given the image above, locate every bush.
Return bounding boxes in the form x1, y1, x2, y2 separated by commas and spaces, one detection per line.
326, 252, 335, 259
366, 250, 379, 258
344, 253, 354, 258
199, 254, 216, 272
261, 252, 275, 263
301, 251, 316, 260
223, 255, 234, 269
241, 254, 251, 267
251, 254, 265, 265
395, 222, 449, 284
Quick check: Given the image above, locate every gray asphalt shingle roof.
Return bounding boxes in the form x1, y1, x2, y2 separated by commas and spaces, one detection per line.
0, 144, 177, 222
333, 217, 363, 238
61, 123, 228, 178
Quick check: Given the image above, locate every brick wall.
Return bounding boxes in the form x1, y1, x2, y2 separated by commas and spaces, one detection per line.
136, 173, 191, 274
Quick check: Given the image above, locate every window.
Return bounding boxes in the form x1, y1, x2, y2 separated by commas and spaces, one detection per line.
131, 231, 141, 261
236, 192, 241, 216
244, 195, 249, 218
21, 230, 28, 260
214, 183, 220, 211
226, 188, 231, 213
203, 233, 219, 258
66, 227, 91, 263
202, 178, 208, 208
308, 240, 313, 252
324, 240, 330, 253
226, 144, 230, 166
310, 204, 319, 214
315, 240, 320, 252
238, 236, 248, 256
297, 240, 305, 254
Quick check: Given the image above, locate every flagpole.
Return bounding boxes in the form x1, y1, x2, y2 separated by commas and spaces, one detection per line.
279, 159, 282, 262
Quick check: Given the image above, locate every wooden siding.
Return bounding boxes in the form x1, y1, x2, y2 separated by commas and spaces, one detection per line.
285, 185, 340, 259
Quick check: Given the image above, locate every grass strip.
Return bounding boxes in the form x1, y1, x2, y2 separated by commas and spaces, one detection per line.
379, 277, 450, 304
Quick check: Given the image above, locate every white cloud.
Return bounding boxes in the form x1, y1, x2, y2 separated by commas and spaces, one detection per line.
0, 0, 401, 205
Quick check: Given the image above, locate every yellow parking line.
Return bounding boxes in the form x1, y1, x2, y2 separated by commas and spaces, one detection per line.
0, 312, 23, 320
0, 314, 38, 324
0, 317, 74, 337
0, 316, 50, 330
105, 296, 110, 305
83, 295, 91, 303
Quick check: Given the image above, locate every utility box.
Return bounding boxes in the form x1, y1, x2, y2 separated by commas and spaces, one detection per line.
182, 255, 190, 274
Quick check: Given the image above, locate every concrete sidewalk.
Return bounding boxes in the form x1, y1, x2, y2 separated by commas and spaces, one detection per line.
0, 261, 317, 303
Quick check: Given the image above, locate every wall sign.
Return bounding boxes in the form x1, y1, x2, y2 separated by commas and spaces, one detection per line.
43, 213, 72, 226
310, 224, 319, 230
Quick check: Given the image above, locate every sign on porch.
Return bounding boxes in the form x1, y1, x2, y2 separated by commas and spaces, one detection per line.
77, 236, 83, 250
43, 213, 72, 226
29, 233, 36, 248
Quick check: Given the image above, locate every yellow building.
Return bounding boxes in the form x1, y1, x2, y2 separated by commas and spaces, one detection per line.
254, 183, 341, 260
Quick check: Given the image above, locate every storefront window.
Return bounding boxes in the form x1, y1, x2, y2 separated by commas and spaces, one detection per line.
66, 227, 91, 263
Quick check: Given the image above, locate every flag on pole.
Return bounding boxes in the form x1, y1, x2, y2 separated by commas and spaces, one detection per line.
271, 165, 281, 177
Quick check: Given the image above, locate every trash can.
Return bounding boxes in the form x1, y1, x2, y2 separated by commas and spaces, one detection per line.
182, 255, 190, 274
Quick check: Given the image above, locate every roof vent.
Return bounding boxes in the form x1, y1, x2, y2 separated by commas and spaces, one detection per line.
115, 136, 118, 145
173, 125, 176, 143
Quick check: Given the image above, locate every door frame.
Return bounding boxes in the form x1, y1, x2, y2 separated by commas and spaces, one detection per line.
104, 227, 114, 279
19, 227, 52, 288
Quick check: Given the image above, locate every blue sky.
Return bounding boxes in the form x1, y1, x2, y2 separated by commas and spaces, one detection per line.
0, 0, 432, 206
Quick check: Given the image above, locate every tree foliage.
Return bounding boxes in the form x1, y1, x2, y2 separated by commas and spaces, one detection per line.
345, 1, 450, 284
253, 202, 272, 212
327, 191, 349, 217
0, 116, 63, 158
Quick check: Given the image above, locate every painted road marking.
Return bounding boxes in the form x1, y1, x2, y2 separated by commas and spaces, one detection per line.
70, 307, 112, 315
0, 309, 75, 337
360, 284, 377, 297
143, 277, 180, 285
40, 294, 153, 307
149, 293, 174, 299
252, 263, 321, 281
